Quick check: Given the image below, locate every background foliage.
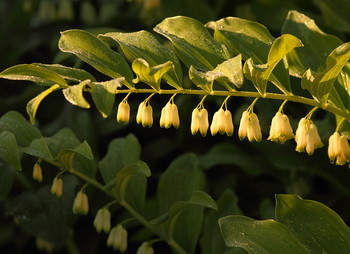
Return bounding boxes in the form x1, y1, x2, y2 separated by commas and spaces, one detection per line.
1, 0, 350, 253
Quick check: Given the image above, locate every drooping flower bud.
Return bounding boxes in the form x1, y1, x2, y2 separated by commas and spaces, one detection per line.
160, 102, 180, 128
295, 118, 323, 155
117, 100, 130, 124
328, 132, 350, 165
210, 108, 234, 136
50, 176, 63, 197
35, 238, 54, 253
93, 207, 111, 233
267, 112, 294, 144
191, 108, 209, 136
136, 242, 154, 254
238, 110, 262, 142
107, 224, 128, 252
33, 161, 43, 182
73, 190, 89, 215
136, 102, 153, 127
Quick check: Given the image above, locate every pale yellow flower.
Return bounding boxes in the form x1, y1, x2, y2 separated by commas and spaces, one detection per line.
137, 242, 154, 254
33, 162, 43, 182
191, 107, 209, 136
117, 100, 130, 124
136, 102, 153, 127
295, 118, 323, 155
93, 207, 111, 233
328, 132, 350, 165
73, 190, 89, 215
238, 110, 262, 142
107, 225, 128, 252
160, 102, 180, 128
267, 112, 294, 144
50, 176, 63, 197
210, 108, 234, 136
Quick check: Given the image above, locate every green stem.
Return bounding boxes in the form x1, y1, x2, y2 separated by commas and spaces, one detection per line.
114, 88, 350, 120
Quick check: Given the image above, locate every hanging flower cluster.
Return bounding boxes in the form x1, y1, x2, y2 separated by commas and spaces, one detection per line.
114, 93, 350, 166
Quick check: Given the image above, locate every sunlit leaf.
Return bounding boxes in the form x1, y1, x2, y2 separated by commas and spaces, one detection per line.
99, 30, 183, 89
132, 58, 174, 91
301, 42, 350, 103
33, 63, 96, 82
275, 194, 350, 254
58, 29, 134, 88
0, 64, 68, 87
189, 54, 243, 92
154, 16, 230, 71
219, 215, 311, 254
0, 131, 21, 170
62, 80, 90, 109
26, 84, 61, 124
207, 17, 291, 94
243, 34, 303, 94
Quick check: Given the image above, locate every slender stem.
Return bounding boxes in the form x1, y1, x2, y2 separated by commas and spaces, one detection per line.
278, 100, 288, 113
69, 168, 105, 192
113, 88, 350, 120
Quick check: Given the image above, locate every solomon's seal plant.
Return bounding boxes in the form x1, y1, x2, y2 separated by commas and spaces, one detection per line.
2, 8, 350, 254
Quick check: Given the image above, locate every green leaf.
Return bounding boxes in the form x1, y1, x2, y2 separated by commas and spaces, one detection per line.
57, 141, 95, 178
0, 111, 41, 147
219, 215, 311, 254
0, 163, 14, 201
207, 17, 292, 94
166, 191, 217, 254
0, 131, 21, 170
275, 194, 350, 254
132, 58, 174, 91
301, 42, 350, 104
62, 80, 91, 108
58, 29, 134, 88
154, 16, 230, 71
114, 161, 151, 212
157, 153, 205, 213
26, 84, 61, 124
45, 128, 81, 158
200, 189, 243, 254
314, 0, 350, 34
22, 137, 53, 161
282, 10, 343, 77
99, 134, 141, 185
33, 63, 96, 82
243, 34, 303, 94
4, 175, 78, 248
0, 64, 68, 87
189, 54, 243, 92
99, 30, 183, 89
90, 83, 115, 118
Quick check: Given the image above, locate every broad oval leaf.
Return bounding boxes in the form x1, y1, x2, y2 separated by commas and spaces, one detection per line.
154, 16, 230, 71
132, 58, 174, 91
301, 42, 350, 104
219, 215, 311, 254
114, 161, 151, 212
33, 63, 96, 82
282, 10, 343, 76
189, 54, 243, 92
0, 131, 21, 170
208, 17, 292, 94
62, 80, 91, 109
244, 34, 303, 94
0, 111, 41, 147
99, 30, 183, 89
22, 137, 53, 161
98, 134, 141, 185
58, 29, 134, 88
0, 64, 68, 87
275, 194, 350, 254
26, 84, 61, 124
